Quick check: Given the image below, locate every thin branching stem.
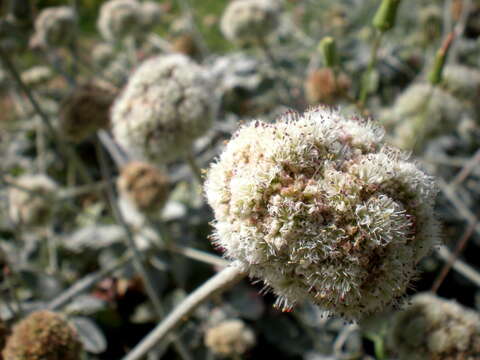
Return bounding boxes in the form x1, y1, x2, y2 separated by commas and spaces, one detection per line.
122, 262, 246, 360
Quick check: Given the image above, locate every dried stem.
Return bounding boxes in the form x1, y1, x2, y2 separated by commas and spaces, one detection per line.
122, 263, 247, 360
95, 137, 192, 360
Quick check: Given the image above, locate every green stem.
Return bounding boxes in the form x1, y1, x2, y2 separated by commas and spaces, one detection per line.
359, 32, 383, 107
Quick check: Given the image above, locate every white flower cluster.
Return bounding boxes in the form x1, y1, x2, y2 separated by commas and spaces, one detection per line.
20, 66, 53, 86
111, 54, 215, 163
139, 1, 162, 32
390, 293, 480, 360
382, 83, 466, 152
442, 64, 480, 105
8, 174, 58, 227
31, 6, 76, 48
205, 107, 438, 319
204, 319, 255, 356
220, 0, 282, 45
97, 0, 142, 41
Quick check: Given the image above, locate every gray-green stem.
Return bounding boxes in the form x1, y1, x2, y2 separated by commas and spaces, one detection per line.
122, 263, 247, 360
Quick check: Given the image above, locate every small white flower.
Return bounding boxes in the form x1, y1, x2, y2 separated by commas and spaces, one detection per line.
204, 319, 255, 356
31, 6, 76, 48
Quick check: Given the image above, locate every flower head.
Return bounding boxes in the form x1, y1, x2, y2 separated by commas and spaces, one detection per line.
390, 293, 480, 360
59, 83, 115, 143
30, 6, 76, 48
204, 319, 255, 356
2, 310, 83, 360
382, 83, 466, 152
8, 174, 58, 227
220, 0, 282, 45
205, 107, 438, 319
442, 64, 480, 104
139, 1, 162, 32
111, 54, 215, 163
117, 161, 170, 214
97, 0, 142, 41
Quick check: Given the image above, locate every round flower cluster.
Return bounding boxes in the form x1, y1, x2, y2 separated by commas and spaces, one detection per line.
220, 0, 282, 45
389, 293, 480, 360
305, 68, 351, 105
8, 174, 58, 227
111, 54, 215, 163
442, 64, 480, 105
97, 0, 142, 41
30, 6, 76, 48
204, 319, 255, 356
117, 161, 170, 215
2, 310, 83, 360
381, 83, 465, 152
59, 83, 115, 143
205, 107, 438, 319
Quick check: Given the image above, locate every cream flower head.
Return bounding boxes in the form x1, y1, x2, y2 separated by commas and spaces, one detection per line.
97, 0, 142, 41
390, 293, 480, 360
111, 54, 216, 163
220, 0, 282, 45
31, 6, 76, 48
205, 106, 438, 320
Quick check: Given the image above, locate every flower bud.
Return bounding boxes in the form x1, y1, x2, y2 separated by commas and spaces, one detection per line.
318, 36, 337, 68
373, 0, 402, 32
117, 162, 169, 214
204, 319, 255, 356
2, 310, 83, 360
205, 106, 438, 320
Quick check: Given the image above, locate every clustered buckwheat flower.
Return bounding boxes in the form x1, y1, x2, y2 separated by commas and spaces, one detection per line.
205, 106, 438, 320
30, 6, 76, 48
117, 161, 170, 215
382, 83, 465, 152
2, 310, 83, 360
442, 64, 480, 105
20, 66, 53, 87
8, 174, 58, 227
59, 83, 115, 143
204, 319, 256, 357
111, 54, 216, 163
220, 0, 282, 45
389, 293, 480, 360
97, 0, 142, 42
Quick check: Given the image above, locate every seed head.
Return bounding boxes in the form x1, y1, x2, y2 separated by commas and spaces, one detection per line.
59, 83, 115, 143
205, 107, 438, 320
2, 310, 83, 360
220, 0, 282, 45
111, 54, 215, 163
97, 0, 142, 41
305, 68, 350, 105
8, 174, 58, 228
117, 162, 169, 214
389, 293, 480, 360
204, 319, 255, 356
30, 6, 76, 48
